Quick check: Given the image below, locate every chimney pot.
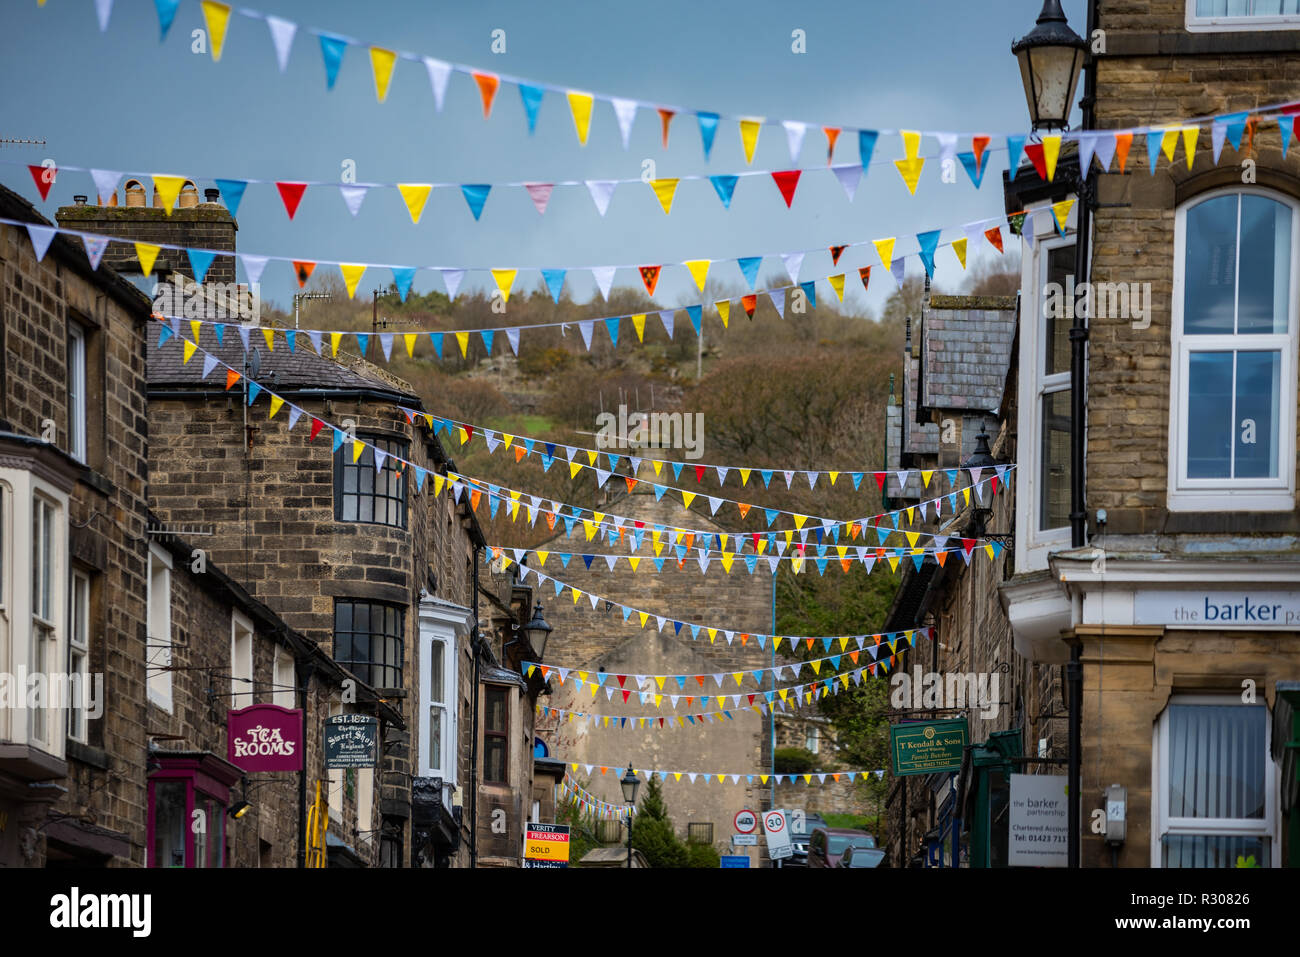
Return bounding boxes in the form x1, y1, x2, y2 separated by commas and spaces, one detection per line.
73, 195, 88, 206
204, 188, 220, 203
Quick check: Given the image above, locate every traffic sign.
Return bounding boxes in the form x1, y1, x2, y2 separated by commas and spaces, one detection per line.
731, 834, 758, 846
720, 855, 750, 868
763, 809, 793, 860
734, 808, 757, 834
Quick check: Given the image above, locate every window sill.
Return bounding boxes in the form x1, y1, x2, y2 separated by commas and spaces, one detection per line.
66, 739, 111, 770
1167, 490, 1296, 513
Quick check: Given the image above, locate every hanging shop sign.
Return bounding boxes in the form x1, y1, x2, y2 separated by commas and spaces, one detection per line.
524, 823, 570, 867
324, 714, 379, 769
890, 718, 967, 776
227, 704, 303, 773
1008, 774, 1069, 867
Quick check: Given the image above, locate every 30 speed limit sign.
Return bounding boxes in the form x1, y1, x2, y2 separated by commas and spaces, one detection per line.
734, 809, 757, 834
763, 809, 793, 859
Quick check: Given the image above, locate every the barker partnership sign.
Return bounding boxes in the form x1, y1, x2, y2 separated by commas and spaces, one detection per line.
1133, 589, 1300, 629
227, 704, 303, 773
324, 714, 379, 769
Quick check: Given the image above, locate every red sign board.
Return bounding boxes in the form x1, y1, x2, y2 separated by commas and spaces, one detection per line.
227, 704, 303, 772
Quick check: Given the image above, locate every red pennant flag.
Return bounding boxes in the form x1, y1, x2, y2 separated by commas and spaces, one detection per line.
961, 538, 976, 555
695, 676, 705, 687
859, 266, 871, 291
984, 227, 1004, 254
694, 465, 706, 483
972, 135, 990, 174
741, 294, 756, 319
823, 127, 841, 164
622, 690, 631, 703
28, 164, 56, 201
657, 108, 675, 147
639, 265, 661, 296
991, 475, 1000, 495
309, 417, 324, 441
292, 261, 316, 287
829, 244, 847, 266
225, 369, 241, 390
276, 181, 308, 219
771, 170, 801, 208
873, 472, 886, 490
617, 675, 627, 687
1023, 143, 1048, 180
748, 694, 756, 705
463, 424, 474, 443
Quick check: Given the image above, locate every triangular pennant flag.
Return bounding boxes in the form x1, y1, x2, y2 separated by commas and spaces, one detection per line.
318, 32, 348, 89
916, 229, 941, 279
873, 238, 895, 270
771, 170, 801, 207
152, 174, 185, 215
657, 107, 675, 147
339, 263, 366, 299
567, 91, 594, 145
649, 178, 679, 215
684, 260, 711, 292
709, 174, 738, 208
525, 182, 554, 216
472, 72, 500, 117
958, 151, 986, 188
1114, 132, 1133, 172
832, 164, 862, 201
611, 98, 637, 148
591, 265, 616, 300
519, 84, 544, 133
369, 47, 398, 103
266, 15, 296, 73
391, 266, 416, 302
292, 260, 316, 288
276, 182, 307, 220
1042, 134, 1061, 181
782, 121, 807, 162
541, 268, 566, 303
82, 235, 109, 271
739, 118, 763, 163
338, 185, 368, 217
698, 111, 720, 159
135, 242, 161, 278
441, 268, 465, 301
153, 0, 179, 39
423, 57, 452, 111
398, 183, 433, 224
952, 237, 968, 270
28, 164, 56, 202
585, 180, 617, 217
200, 1, 230, 61
187, 248, 215, 284
461, 184, 491, 220
736, 256, 761, 290
25, 224, 56, 263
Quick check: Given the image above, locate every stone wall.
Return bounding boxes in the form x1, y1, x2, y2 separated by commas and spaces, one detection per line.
57, 201, 238, 285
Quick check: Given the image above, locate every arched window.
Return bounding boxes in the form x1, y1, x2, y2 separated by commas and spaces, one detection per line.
1169, 187, 1298, 511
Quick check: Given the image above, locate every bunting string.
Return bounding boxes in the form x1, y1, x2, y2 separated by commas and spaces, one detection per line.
69, 1, 1299, 187
560, 777, 634, 820
558, 760, 887, 787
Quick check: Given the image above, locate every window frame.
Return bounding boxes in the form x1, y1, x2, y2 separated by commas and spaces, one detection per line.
333, 433, 409, 529
420, 633, 456, 782
67, 567, 91, 744
147, 543, 174, 712
273, 643, 296, 709
231, 609, 255, 706
30, 493, 61, 750
1185, 0, 1300, 32
1169, 187, 1299, 512
66, 321, 87, 463
483, 684, 510, 785
1151, 694, 1279, 867
1014, 214, 1077, 574
147, 770, 231, 869
333, 598, 405, 690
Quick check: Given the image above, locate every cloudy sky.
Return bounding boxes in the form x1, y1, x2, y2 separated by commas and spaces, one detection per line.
2, 0, 1088, 315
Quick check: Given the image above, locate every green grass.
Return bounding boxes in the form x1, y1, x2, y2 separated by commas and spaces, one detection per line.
486, 413, 558, 435
823, 813, 877, 832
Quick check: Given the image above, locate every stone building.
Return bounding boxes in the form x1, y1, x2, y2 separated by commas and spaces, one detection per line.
0, 183, 152, 867
999, 1, 1300, 869
533, 471, 776, 864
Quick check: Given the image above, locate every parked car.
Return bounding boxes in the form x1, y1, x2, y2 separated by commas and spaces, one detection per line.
808, 828, 879, 868
783, 812, 827, 867
837, 845, 888, 868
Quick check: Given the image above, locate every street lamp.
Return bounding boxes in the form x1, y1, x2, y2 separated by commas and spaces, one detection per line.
620, 764, 640, 869
292, 291, 331, 330
522, 602, 552, 660
1011, 0, 1087, 132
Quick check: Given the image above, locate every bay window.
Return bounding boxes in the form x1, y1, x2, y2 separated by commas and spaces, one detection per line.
334, 599, 404, 690
147, 752, 241, 867
1170, 189, 1298, 511
1153, 696, 1277, 867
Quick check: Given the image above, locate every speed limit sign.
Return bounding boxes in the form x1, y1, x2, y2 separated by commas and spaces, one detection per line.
763, 809, 793, 859
734, 809, 757, 834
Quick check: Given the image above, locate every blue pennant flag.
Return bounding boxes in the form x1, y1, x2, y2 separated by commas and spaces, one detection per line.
605, 316, 620, 347
154, 0, 180, 40
799, 281, 816, 308
214, 179, 247, 218
957, 151, 986, 188
318, 33, 348, 90
686, 304, 703, 336
671, 462, 684, 481
1006, 135, 1026, 178
247, 382, 262, 405
859, 130, 878, 170
710, 175, 738, 208
213, 323, 224, 347
391, 267, 416, 302
519, 84, 544, 133
764, 508, 778, 527
429, 332, 443, 359
541, 269, 566, 303
187, 249, 216, 285
761, 470, 773, 488
916, 229, 941, 279
461, 184, 491, 220
1222, 112, 1249, 151
1146, 130, 1164, 174
654, 484, 667, 501
480, 330, 494, 354
736, 257, 762, 290
698, 111, 720, 159
285, 330, 296, 352
157, 324, 173, 348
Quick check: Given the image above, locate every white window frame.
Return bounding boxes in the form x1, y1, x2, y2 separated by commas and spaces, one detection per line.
273, 644, 296, 709
0, 480, 9, 742
1151, 694, 1279, 867
1015, 209, 1077, 574
805, 725, 820, 755
1169, 187, 1299, 512
418, 600, 471, 790
67, 321, 87, 464
68, 568, 91, 744
231, 609, 255, 707
1186, 0, 1300, 32
30, 493, 62, 751
147, 543, 174, 712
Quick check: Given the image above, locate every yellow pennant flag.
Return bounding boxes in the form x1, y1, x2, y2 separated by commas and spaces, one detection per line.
627, 556, 641, 572
1051, 199, 1075, 233
873, 237, 896, 270
567, 91, 594, 145
639, 612, 649, 627
739, 118, 763, 163
201, 1, 231, 62
895, 155, 925, 194
403, 333, 416, 357
922, 469, 934, 487
740, 468, 751, 486
352, 440, 365, 463
330, 331, 342, 356
1042, 134, 1062, 181
828, 273, 845, 302
568, 461, 582, 479
1181, 126, 1199, 169
455, 331, 469, 357
650, 178, 679, 215
535, 550, 548, 566
136, 242, 161, 277
153, 175, 185, 215
262, 328, 275, 351
721, 553, 734, 573
269, 395, 284, 419
901, 129, 922, 158
682, 491, 696, 509
631, 314, 646, 342
684, 260, 711, 291
708, 628, 717, 643
190, 320, 203, 343
953, 237, 968, 269
583, 519, 596, 540
397, 184, 433, 224
339, 264, 366, 299
370, 47, 398, 103
491, 268, 517, 303
182, 339, 197, 364
572, 588, 581, 604
715, 299, 730, 327
1161, 127, 1179, 163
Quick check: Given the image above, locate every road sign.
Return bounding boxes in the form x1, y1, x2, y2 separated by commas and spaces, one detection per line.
731, 834, 758, 846
524, 822, 570, 865
734, 808, 757, 834
720, 855, 750, 868
763, 809, 793, 860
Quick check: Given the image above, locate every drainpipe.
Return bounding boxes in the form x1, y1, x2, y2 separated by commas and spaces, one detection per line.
1066, 0, 1099, 871
470, 544, 481, 869
296, 657, 314, 869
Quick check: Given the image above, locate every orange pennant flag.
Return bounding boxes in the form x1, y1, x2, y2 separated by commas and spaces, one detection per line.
472, 71, 499, 117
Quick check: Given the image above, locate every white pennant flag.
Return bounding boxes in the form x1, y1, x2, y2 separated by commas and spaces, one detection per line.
237, 326, 251, 353
890, 257, 906, 288
590, 265, 616, 300
578, 321, 594, 351
832, 164, 862, 201
505, 327, 521, 355
26, 225, 56, 263
339, 185, 368, 217
423, 58, 452, 111
585, 180, 617, 217
936, 132, 958, 170
610, 98, 638, 149
658, 310, 674, 339
767, 288, 786, 318
707, 496, 722, 515
782, 121, 807, 162
241, 254, 269, 285
1211, 121, 1227, 164
90, 169, 121, 204
201, 353, 219, 379
1093, 132, 1117, 172
781, 251, 804, 284
95, 0, 113, 32
1076, 131, 1098, 176
441, 268, 465, 300
380, 333, 393, 361
266, 15, 297, 73
83, 235, 109, 271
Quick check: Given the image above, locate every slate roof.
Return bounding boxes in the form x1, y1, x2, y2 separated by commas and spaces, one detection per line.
920, 295, 1016, 414
147, 325, 418, 401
